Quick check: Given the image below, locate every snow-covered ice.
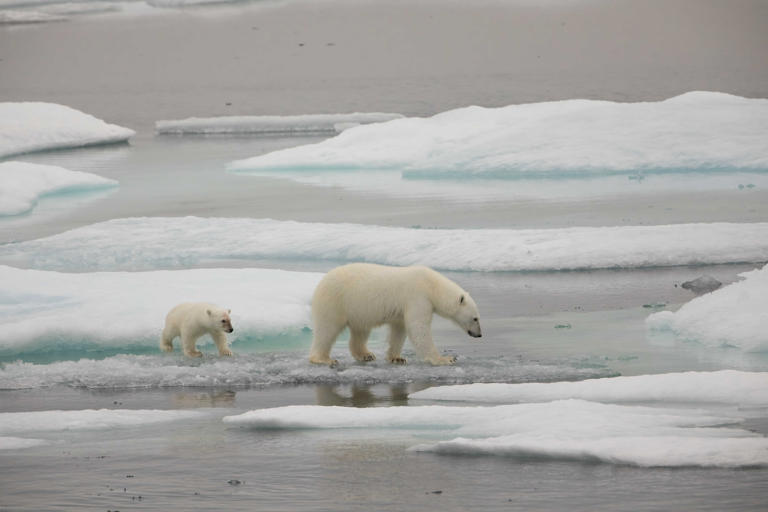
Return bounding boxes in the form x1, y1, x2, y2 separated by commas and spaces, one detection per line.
229, 92, 768, 177
0, 161, 117, 216
409, 370, 768, 405
647, 264, 768, 351
0, 102, 134, 158
223, 399, 768, 468
0, 265, 321, 356
1, 216, 767, 272
156, 113, 403, 135
0, 408, 208, 450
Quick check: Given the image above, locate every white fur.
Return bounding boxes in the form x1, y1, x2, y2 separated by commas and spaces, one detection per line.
309, 263, 482, 366
160, 302, 234, 358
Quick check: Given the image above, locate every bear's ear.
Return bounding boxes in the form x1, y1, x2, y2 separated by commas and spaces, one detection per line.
206, 309, 212, 316
227, 309, 231, 314
460, 295, 465, 305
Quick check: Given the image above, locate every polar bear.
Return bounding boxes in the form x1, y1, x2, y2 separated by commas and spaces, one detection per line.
309, 263, 482, 366
160, 302, 234, 358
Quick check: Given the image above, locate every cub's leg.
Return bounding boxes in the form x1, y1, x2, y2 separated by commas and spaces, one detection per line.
213, 331, 232, 356
181, 329, 203, 358
160, 325, 176, 353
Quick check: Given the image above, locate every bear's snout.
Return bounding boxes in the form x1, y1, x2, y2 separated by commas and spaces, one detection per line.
227, 327, 234, 333
468, 329, 482, 338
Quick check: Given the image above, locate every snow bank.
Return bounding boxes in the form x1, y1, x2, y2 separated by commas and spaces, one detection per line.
647, 264, 768, 351
410, 370, 768, 405
0, 161, 117, 216
0, 265, 321, 356
0, 436, 49, 450
156, 113, 403, 135
0, 353, 611, 389
0, 102, 134, 158
2, 216, 767, 272
229, 92, 768, 177
224, 399, 768, 468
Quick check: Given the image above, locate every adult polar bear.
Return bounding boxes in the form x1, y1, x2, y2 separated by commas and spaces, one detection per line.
309, 263, 482, 366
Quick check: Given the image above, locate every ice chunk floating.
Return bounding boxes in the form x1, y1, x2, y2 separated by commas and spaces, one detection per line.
647, 264, 768, 351
0, 161, 117, 216
409, 370, 768, 405
156, 113, 403, 135
229, 92, 768, 177
223, 399, 768, 468
0, 102, 134, 158
0, 265, 321, 359
2, 216, 767, 272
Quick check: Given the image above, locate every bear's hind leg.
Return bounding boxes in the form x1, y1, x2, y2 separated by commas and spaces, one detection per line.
309, 323, 344, 365
349, 327, 375, 362
160, 326, 176, 352
181, 331, 203, 358
386, 322, 407, 364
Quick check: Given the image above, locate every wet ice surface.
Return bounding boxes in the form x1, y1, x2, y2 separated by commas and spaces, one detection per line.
1, 119, 768, 510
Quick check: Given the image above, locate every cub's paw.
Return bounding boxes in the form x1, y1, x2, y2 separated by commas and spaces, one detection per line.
388, 356, 407, 365
185, 350, 203, 358
219, 348, 233, 357
355, 352, 376, 362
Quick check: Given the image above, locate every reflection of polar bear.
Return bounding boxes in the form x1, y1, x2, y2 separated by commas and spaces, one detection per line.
160, 303, 234, 358
309, 263, 482, 366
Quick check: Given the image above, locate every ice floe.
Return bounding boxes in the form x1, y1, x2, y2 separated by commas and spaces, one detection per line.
156, 113, 403, 135
223, 399, 768, 468
0, 161, 117, 217
409, 370, 768, 405
0, 102, 134, 158
0, 265, 321, 358
647, 264, 768, 351
0, 436, 49, 450
0, 353, 612, 389
1, 217, 767, 272
229, 92, 768, 177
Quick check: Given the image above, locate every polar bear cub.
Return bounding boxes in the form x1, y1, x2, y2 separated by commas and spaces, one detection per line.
161, 302, 234, 358
309, 263, 482, 366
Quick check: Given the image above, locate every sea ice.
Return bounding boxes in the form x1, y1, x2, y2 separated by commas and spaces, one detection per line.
0, 353, 612, 389
0, 436, 49, 450
1, 216, 767, 272
156, 113, 403, 135
223, 399, 768, 468
229, 92, 768, 177
681, 275, 722, 294
0, 408, 208, 433
0, 161, 117, 216
0, 102, 134, 158
409, 370, 768, 405
647, 264, 768, 351
0, 265, 321, 356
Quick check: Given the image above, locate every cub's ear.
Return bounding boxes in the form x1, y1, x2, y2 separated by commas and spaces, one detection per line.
460, 295, 465, 305
206, 309, 212, 316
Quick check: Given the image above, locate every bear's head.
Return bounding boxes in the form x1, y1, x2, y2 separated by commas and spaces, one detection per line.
207, 308, 234, 333
455, 293, 482, 338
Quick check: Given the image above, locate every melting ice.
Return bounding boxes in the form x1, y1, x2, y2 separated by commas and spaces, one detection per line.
224, 396, 768, 468
156, 113, 403, 135
1, 216, 767, 272
647, 264, 768, 351
0, 102, 134, 158
0, 161, 117, 217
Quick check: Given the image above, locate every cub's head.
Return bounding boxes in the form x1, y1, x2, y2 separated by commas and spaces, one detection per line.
207, 307, 234, 333
455, 293, 482, 338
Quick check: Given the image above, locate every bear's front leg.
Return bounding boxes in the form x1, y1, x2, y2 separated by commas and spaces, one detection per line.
386, 322, 407, 364
405, 302, 455, 366
213, 331, 233, 357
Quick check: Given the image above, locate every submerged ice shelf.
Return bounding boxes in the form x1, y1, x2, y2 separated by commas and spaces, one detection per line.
647, 264, 768, 351
224, 393, 768, 468
0, 265, 321, 358
0, 161, 117, 217
156, 113, 403, 135
0, 102, 134, 158
229, 92, 768, 177
1, 216, 766, 272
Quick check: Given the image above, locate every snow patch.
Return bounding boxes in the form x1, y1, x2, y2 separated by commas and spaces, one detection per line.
156, 113, 403, 135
